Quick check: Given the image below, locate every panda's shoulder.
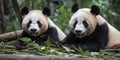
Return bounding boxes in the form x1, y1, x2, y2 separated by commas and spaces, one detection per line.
96, 15, 107, 26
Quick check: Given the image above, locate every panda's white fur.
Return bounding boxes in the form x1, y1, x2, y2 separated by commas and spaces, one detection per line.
62, 4, 120, 52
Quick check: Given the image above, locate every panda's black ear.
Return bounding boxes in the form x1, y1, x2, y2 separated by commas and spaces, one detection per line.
90, 5, 100, 15
71, 4, 79, 13
42, 7, 51, 16
21, 7, 29, 16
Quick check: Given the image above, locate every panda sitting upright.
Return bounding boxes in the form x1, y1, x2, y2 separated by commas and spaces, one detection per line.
16, 7, 66, 49
62, 4, 120, 52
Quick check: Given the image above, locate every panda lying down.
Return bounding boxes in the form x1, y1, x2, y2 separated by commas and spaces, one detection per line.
61, 4, 120, 52
15, 7, 66, 49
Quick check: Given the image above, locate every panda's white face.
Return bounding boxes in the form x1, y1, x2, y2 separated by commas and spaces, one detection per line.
22, 10, 48, 36
72, 15, 89, 38
27, 20, 41, 36
69, 9, 97, 38
74, 19, 89, 38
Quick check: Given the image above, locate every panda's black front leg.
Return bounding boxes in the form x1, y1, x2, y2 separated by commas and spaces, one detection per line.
61, 31, 77, 44
80, 35, 108, 52
15, 39, 27, 50
46, 27, 61, 45
15, 31, 28, 50
62, 40, 100, 52
79, 42, 100, 52
61, 32, 101, 52
97, 23, 109, 49
62, 41, 100, 52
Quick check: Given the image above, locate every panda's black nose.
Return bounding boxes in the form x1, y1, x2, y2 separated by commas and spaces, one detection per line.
30, 29, 37, 32
75, 30, 81, 33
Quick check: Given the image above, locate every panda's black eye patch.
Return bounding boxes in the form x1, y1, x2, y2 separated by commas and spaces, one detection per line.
83, 20, 88, 28
27, 20, 32, 28
73, 20, 77, 28
37, 21, 42, 27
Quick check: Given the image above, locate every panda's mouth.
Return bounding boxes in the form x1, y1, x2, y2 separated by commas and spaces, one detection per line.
30, 32, 39, 36
76, 33, 84, 38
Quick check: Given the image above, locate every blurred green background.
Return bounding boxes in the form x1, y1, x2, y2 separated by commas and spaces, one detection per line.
0, 0, 120, 34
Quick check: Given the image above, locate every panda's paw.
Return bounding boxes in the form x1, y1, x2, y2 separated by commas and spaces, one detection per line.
106, 43, 114, 49
15, 40, 27, 50
15, 44, 26, 50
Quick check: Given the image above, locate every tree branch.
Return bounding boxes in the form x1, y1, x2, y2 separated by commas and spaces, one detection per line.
11, 0, 22, 24
0, 0, 6, 33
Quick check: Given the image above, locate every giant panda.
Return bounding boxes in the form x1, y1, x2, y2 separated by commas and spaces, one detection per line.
15, 7, 66, 49
61, 4, 120, 52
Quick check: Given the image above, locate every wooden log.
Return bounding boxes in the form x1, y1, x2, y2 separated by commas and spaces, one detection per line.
0, 54, 103, 60
0, 30, 23, 42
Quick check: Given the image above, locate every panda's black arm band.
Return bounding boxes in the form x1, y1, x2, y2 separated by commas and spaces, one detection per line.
97, 23, 109, 49
61, 31, 77, 44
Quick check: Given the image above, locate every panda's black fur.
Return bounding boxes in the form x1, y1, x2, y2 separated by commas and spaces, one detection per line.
21, 7, 29, 16
61, 4, 111, 52
15, 7, 66, 49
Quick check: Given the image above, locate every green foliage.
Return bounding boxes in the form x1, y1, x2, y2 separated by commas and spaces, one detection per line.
1, 40, 120, 59
75, 46, 89, 56
99, 49, 104, 57
51, 5, 71, 34
20, 37, 32, 44
42, 39, 52, 54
